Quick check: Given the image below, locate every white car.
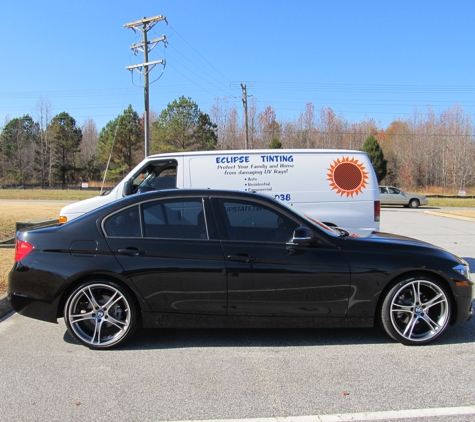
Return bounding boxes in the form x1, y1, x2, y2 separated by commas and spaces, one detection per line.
379, 186, 428, 208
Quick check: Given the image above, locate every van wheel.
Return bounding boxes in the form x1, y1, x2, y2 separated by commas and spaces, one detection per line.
381, 276, 451, 345
409, 199, 420, 208
64, 281, 138, 349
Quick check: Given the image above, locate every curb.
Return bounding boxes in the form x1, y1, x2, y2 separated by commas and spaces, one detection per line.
424, 211, 475, 222
0, 295, 13, 319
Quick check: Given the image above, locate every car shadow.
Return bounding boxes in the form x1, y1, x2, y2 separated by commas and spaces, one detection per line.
63, 311, 475, 350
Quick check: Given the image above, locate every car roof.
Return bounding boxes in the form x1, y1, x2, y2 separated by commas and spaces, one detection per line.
97, 188, 275, 214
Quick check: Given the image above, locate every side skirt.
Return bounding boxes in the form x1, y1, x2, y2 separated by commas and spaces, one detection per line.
141, 313, 374, 329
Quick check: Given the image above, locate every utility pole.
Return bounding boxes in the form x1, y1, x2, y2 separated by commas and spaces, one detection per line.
241, 83, 249, 149
125, 15, 168, 157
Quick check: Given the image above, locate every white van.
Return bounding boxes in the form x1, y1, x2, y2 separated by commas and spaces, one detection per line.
60, 149, 380, 234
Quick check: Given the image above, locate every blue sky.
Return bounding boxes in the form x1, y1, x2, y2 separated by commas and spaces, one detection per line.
1, 0, 474, 131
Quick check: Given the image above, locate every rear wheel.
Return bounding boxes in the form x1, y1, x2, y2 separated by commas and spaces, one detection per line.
409, 198, 420, 208
381, 276, 451, 345
64, 280, 138, 349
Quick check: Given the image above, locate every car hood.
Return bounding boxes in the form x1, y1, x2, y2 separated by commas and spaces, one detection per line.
353, 231, 443, 250
60, 192, 116, 219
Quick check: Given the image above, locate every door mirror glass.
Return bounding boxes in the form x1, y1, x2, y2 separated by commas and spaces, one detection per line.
123, 178, 133, 196
292, 226, 313, 244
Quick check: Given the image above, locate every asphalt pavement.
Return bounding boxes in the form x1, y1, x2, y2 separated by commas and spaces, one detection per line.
0, 207, 474, 422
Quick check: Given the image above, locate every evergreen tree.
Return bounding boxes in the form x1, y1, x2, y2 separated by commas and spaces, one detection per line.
361, 134, 387, 183
0, 115, 39, 184
151, 96, 218, 152
268, 137, 282, 149
97, 105, 144, 181
48, 112, 82, 185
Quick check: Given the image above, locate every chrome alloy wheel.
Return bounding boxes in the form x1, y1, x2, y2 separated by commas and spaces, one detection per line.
66, 283, 132, 348
389, 279, 450, 343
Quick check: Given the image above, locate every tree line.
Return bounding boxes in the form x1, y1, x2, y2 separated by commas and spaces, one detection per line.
1, 96, 474, 190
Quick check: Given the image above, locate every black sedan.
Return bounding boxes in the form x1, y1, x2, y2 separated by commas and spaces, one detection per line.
8, 189, 474, 349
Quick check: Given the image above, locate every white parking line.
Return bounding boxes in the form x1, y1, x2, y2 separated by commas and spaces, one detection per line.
159, 405, 475, 422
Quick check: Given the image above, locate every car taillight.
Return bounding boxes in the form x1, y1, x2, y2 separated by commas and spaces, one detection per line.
15, 240, 34, 262
374, 200, 381, 222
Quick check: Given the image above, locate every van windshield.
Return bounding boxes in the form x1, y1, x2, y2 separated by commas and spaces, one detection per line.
131, 161, 177, 194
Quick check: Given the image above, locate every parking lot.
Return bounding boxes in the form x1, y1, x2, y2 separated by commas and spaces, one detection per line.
0, 207, 474, 422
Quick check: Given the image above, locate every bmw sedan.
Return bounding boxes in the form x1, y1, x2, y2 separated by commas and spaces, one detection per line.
8, 189, 473, 349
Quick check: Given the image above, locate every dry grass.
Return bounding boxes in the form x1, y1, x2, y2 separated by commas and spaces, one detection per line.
0, 201, 73, 239
0, 190, 100, 201
0, 249, 14, 297
0, 201, 71, 298
421, 186, 474, 195
427, 209, 475, 219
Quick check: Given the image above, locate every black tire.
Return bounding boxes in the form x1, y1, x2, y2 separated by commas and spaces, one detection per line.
64, 280, 138, 349
409, 199, 420, 208
381, 275, 451, 345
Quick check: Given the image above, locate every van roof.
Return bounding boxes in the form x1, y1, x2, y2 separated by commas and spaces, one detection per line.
147, 149, 368, 159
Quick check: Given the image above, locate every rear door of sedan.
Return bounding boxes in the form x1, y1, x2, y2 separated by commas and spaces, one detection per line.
103, 196, 227, 315
210, 196, 351, 317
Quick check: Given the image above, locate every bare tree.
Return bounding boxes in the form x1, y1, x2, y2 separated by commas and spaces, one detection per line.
80, 118, 98, 163
257, 106, 281, 148
35, 97, 53, 186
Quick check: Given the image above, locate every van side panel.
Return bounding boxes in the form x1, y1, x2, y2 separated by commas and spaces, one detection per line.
60, 149, 379, 233
186, 151, 379, 232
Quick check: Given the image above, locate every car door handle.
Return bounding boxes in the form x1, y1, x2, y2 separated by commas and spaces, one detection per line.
227, 254, 256, 263
117, 247, 145, 256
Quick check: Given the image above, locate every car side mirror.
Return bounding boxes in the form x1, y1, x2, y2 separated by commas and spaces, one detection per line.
123, 178, 133, 196
291, 226, 314, 245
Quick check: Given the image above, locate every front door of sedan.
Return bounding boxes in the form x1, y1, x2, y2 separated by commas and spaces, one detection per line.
103, 198, 227, 315
388, 187, 407, 205
211, 198, 351, 317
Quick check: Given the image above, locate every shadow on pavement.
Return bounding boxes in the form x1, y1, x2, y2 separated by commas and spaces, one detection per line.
63, 311, 475, 351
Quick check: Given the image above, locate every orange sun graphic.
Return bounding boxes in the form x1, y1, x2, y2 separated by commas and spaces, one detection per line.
327, 157, 369, 197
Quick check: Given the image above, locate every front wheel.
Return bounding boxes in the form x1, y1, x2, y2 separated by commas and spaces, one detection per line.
381, 276, 451, 345
64, 281, 138, 349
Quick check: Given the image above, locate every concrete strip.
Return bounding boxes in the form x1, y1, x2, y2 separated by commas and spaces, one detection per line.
0, 294, 13, 319
157, 405, 475, 422
424, 210, 475, 222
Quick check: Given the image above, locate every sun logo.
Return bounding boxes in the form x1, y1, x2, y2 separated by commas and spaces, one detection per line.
327, 157, 369, 197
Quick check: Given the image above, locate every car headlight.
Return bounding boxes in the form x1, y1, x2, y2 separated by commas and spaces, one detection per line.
453, 264, 471, 280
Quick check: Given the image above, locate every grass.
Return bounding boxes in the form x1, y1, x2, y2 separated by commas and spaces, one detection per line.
426, 209, 475, 219
0, 201, 75, 240
0, 189, 102, 201
427, 198, 475, 208
0, 201, 72, 297
0, 249, 13, 297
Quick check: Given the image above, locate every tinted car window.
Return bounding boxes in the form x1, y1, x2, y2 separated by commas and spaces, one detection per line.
218, 199, 299, 242
142, 199, 207, 239
104, 205, 141, 237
